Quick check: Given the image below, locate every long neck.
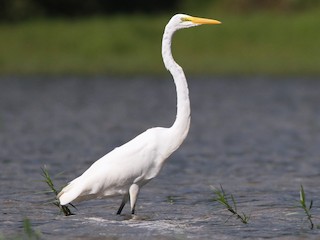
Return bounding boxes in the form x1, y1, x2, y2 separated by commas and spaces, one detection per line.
162, 25, 191, 152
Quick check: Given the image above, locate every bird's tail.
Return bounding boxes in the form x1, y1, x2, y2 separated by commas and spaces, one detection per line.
57, 180, 82, 206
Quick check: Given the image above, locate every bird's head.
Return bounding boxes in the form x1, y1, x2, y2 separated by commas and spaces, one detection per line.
168, 14, 221, 30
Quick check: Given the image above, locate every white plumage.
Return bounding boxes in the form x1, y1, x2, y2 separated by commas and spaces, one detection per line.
57, 14, 221, 215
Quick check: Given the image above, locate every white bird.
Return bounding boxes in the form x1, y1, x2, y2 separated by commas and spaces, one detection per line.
57, 14, 221, 215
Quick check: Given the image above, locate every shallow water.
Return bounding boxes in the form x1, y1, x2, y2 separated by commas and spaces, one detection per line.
1, 76, 320, 239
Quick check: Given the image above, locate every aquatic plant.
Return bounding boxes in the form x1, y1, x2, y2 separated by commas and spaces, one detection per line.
166, 195, 176, 204
41, 166, 76, 216
212, 185, 250, 224
298, 185, 314, 229
0, 218, 41, 240
22, 218, 42, 240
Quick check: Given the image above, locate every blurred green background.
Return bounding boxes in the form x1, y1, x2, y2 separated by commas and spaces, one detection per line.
0, 0, 319, 76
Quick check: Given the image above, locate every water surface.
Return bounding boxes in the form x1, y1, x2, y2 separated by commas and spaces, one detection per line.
1, 76, 320, 239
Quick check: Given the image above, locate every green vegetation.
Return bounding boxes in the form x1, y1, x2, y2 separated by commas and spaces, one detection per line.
298, 185, 314, 229
212, 185, 250, 224
22, 218, 41, 240
0, 10, 319, 76
0, 218, 41, 240
41, 166, 75, 216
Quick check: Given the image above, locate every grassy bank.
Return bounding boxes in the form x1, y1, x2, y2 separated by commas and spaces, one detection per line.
0, 11, 319, 76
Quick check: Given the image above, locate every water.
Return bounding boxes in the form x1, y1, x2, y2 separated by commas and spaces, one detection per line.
1, 76, 320, 239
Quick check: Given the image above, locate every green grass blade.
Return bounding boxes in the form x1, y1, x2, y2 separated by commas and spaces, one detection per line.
41, 166, 75, 216
212, 185, 249, 224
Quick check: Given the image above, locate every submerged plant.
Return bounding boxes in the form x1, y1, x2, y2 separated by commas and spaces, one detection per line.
212, 185, 250, 224
298, 185, 314, 229
166, 196, 176, 204
41, 166, 76, 216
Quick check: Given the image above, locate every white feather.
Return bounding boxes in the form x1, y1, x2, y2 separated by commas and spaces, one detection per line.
57, 13, 220, 214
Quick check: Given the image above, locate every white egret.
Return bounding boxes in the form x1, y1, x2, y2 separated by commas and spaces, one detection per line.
57, 14, 221, 215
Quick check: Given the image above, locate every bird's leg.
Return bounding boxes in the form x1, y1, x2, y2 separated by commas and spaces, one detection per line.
116, 193, 129, 215
129, 184, 140, 215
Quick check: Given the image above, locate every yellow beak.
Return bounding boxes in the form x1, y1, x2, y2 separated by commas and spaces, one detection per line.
187, 16, 221, 25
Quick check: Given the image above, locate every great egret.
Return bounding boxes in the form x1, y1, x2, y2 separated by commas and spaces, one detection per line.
57, 14, 221, 215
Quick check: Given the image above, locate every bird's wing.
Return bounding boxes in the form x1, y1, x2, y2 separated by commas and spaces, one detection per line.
58, 128, 164, 205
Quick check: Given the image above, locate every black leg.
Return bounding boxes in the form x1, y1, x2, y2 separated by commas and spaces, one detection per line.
117, 202, 126, 215
116, 194, 129, 215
